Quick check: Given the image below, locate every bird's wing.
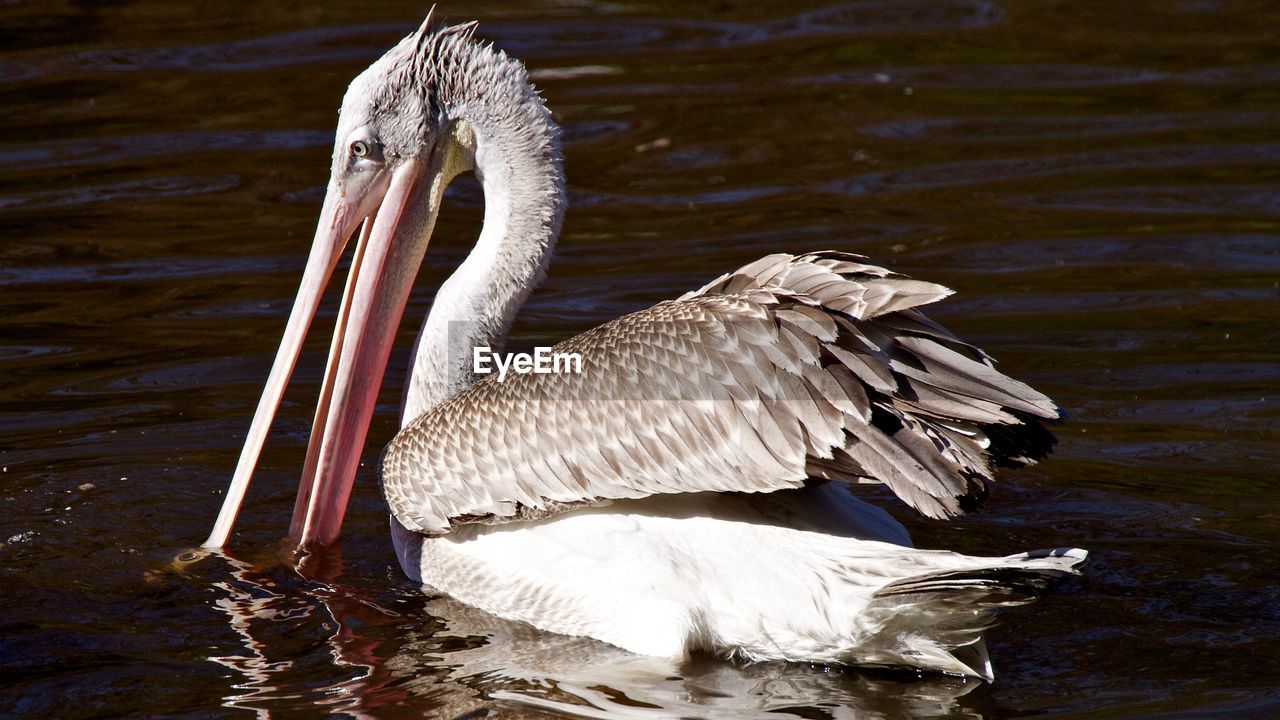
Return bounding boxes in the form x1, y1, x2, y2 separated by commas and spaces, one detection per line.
381, 251, 1058, 535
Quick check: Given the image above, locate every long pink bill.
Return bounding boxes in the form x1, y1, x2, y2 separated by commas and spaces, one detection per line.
202, 154, 439, 551
288, 216, 375, 539
291, 158, 435, 548
203, 183, 378, 549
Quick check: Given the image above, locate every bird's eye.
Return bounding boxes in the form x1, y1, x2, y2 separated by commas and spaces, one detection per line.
350, 140, 370, 158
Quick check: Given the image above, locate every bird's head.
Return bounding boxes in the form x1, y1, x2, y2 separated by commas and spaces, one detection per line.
204, 15, 492, 551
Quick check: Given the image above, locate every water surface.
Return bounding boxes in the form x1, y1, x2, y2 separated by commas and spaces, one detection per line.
2, 1, 1278, 718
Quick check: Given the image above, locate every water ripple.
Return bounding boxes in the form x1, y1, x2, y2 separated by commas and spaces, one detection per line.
1009, 185, 1280, 217
1183, 63, 1280, 85
0, 175, 240, 212
774, 0, 1004, 36
569, 185, 788, 210
1074, 362, 1280, 389
1099, 396, 1275, 427
801, 63, 1168, 89
0, 24, 400, 84
0, 3, 1004, 86
489, 1, 1002, 57
0, 255, 295, 288
860, 111, 1280, 142
922, 234, 1280, 274
0, 130, 330, 174
825, 142, 1280, 197
944, 287, 1269, 317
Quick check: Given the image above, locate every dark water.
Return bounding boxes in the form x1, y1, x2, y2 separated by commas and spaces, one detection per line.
2, 1, 1277, 717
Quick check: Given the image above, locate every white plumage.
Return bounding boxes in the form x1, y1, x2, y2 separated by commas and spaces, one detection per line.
396, 486, 1082, 681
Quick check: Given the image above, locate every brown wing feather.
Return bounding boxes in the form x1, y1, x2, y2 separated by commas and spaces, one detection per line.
380, 252, 1058, 534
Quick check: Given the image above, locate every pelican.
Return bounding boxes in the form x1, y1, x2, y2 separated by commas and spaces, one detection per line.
204, 13, 1086, 681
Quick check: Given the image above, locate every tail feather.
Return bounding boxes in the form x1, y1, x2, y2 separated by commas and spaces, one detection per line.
857, 547, 1087, 680
878, 546, 1088, 597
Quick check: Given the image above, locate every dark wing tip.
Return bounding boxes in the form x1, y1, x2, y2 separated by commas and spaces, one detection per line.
982, 409, 1059, 470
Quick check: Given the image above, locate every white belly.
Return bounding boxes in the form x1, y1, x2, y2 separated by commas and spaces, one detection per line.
393, 484, 918, 662
389, 482, 1085, 680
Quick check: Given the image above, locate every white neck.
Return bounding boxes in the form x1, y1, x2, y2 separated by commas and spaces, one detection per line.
400, 89, 564, 426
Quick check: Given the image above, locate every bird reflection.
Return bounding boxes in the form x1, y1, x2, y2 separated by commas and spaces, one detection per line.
399, 594, 987, 719
205, 553, 293, 720
199, 546, 490, 719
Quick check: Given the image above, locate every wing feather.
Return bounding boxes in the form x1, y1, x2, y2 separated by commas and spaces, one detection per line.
381, 251, 1059, 534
